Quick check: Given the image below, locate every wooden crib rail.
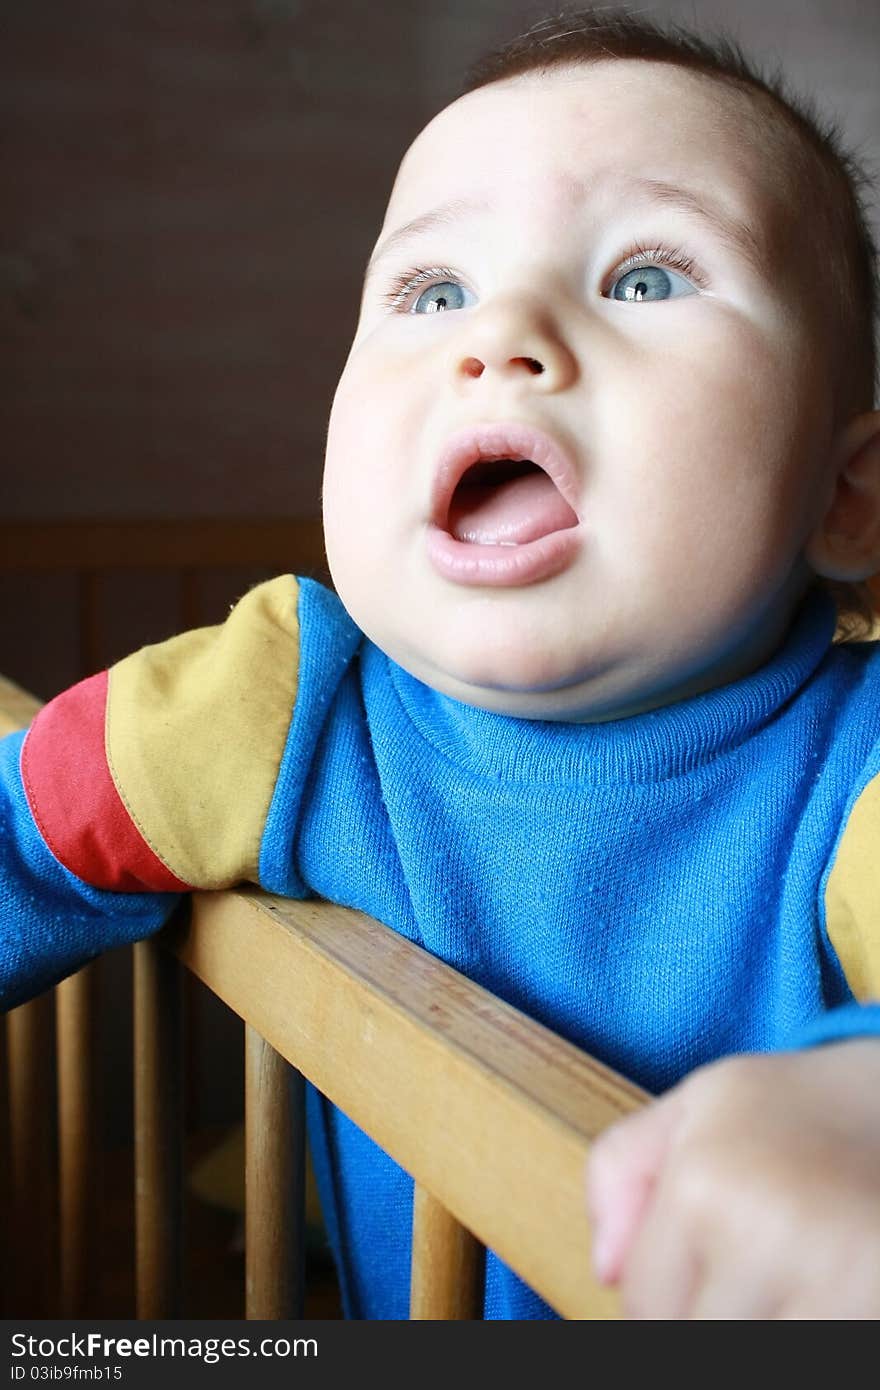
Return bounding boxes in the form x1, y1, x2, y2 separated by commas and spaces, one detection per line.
173, 890, 645, 1319
1, 672, 646, 1321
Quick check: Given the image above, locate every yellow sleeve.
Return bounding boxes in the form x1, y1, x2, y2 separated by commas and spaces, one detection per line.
106, 575, 301, 889
824, 768, 880, 1000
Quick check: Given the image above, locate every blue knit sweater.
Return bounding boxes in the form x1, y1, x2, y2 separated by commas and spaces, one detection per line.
2, 578, 880, 1318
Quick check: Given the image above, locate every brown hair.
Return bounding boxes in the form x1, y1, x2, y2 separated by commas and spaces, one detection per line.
461, 6, 879, 636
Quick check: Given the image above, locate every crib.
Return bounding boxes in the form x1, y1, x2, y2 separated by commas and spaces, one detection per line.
0, 519, 647, 1321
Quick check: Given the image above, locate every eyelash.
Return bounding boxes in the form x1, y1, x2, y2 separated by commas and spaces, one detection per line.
611, 240, 708, 293
378, 241, 708, 312
380, 266, 461, 311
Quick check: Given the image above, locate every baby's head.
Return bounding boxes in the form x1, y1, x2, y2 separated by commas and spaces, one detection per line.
322, 8, 880, 722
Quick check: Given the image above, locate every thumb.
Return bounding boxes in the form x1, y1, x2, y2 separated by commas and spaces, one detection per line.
586, 1091, 683, 1285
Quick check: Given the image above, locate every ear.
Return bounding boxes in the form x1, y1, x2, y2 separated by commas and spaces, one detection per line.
806, 410, 880, 582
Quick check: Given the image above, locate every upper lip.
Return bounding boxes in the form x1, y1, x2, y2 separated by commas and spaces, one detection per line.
430, 422, 583, 533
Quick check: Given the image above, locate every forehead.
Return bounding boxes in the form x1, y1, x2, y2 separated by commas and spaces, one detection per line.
383, 61, 792, 238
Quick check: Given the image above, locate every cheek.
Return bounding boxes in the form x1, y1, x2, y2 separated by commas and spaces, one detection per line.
324, 367, 388, 528
325, 346, 418, 491
323, 375, 371, 579
322, 358, 421, 617
604, 314, 821, 522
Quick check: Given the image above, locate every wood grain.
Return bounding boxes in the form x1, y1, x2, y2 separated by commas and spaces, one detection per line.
133, 938, 184, 1319
168, 890, 645, 1319
410, 1185, 484, 1319
245, 1027, 306, 1319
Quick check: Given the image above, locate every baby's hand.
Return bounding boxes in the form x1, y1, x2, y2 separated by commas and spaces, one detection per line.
586, 1039, 880, 1318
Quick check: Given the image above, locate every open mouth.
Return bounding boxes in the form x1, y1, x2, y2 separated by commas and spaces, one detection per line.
447, 456, 579, 547
427, 424, 583, 587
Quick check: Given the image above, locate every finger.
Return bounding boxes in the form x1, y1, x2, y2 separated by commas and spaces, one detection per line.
617, 1169, 702, 1319
618, 1117, 784, 1319
623, 1125, 787, 1319
687, 1279, 781, 1320
586, 1090, 684, 1285
684, 1256, 782, 1321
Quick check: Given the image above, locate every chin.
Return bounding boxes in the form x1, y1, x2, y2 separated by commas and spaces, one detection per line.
419, 634, 686, 721
416, 630, 585, 698
395, 643, 606, 720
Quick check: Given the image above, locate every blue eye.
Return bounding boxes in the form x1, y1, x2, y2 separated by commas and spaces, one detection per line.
610, 264, 696, 302
412, 281, 472, 314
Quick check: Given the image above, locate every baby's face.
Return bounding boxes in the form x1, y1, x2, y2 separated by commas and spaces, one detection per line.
322, 61, 837, 720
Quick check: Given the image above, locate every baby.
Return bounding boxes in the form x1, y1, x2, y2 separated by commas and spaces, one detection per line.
3, 8, 880, 1318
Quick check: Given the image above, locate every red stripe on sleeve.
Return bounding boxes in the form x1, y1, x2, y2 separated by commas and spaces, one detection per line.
21, 670, 189, 892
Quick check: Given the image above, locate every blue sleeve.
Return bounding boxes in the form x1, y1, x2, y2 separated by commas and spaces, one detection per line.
786, 1001, 880, 1050
258, 577, 362, 895
0, 731, 178, 1012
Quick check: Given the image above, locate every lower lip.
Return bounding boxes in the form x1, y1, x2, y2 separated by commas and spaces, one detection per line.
425, 523, 582, 587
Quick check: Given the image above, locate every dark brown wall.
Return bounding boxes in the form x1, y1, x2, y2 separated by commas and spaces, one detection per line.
4, 0, 878, 528
0, 0, 429, 700
3, 1, 416, 521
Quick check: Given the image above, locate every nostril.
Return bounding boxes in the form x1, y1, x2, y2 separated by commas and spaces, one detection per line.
461, 357, 484, 379
458, 355, 545, 379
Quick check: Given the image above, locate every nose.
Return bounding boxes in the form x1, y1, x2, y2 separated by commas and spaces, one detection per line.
450, 291, 578, 392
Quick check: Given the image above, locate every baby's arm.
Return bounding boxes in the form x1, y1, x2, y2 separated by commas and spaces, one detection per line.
0, 575, 335, 1011
0, 723, 178, 1009
587, 1032, 880, 1318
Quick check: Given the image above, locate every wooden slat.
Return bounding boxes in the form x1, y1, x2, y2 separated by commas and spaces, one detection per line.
410, 1185, 484, 1319
245, 1027, 305, 1319
6, 994, 57, 1314
56, 965, 100, 1316
178, 569, 201, 632
133, 937, 184, 1318
1, 682, 53, 1315
77, 570, 102, 676
166, 890, 646, 1320
0, 518, 326, 572
0, 674, 41, 735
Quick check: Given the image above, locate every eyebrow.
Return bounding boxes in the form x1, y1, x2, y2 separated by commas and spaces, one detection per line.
619, 175, 765, 275
364, 197, 490, 282
364, 176, 764, 282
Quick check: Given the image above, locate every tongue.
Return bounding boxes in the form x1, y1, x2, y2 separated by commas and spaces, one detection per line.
449, 464, 578, 545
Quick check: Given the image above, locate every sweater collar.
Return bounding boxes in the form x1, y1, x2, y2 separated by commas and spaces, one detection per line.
382, 592, 838, 784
